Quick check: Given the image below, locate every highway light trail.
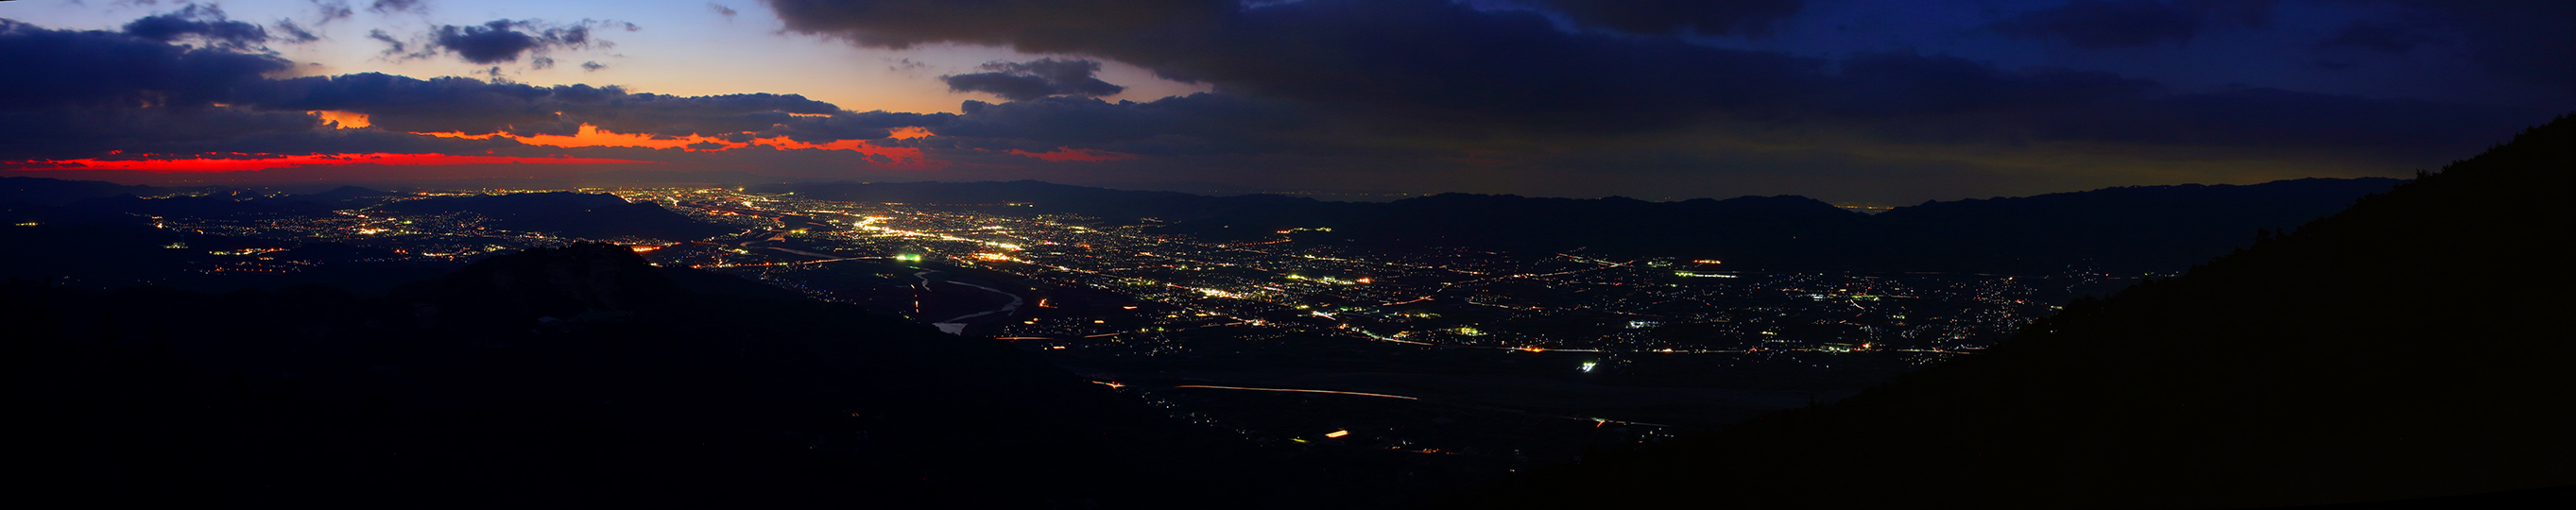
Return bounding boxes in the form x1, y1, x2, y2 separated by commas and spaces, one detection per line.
1171, 385, 1422, 400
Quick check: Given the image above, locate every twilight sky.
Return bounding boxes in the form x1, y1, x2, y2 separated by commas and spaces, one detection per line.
0, 0, 2566, 204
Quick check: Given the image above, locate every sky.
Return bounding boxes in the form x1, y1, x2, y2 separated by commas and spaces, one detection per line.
0, 0, 2566, 204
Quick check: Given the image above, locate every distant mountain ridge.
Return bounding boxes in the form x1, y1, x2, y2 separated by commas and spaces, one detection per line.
0, 176, 175, 205
378, 192, 734, 241
768, 177, 2405, 273
1440, 115, 2576, 509
5, 175, 2403, 273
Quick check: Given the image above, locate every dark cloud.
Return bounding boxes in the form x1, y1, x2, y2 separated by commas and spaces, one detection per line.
1989, 1, 2276, 49
1992, 1, 2199, 48
425, 19, 594, 64
273, 19, 322, 43
1520, 0, 1802, 36
2017, 86, 2541, 156
121, 5, 273, 52
0, 19, 905, 162
710, 3, 737, 18
0, 20, 316, 159
2316, 19, 2447, 54
312, 0, 356, 25
241, 72, 845, 137
365, 28, 406, 56
4, 19, 293, 110
774, 0, 1820, 132
370, 0, 426, 14
2365, 2, 2576, 95
765, 0, 2543, 159
1829, 51, 2156, 118
764, 0, 1230, 50
5, 3, 2557, 199
581, 60, 607, 72
931, 94, 1310, 154
941, 59, 1125, 101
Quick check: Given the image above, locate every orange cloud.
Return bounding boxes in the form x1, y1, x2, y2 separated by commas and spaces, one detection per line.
887, 127, 935, 140
308, 110, 372, 129
1008, 146, 1138, 162
421, 124, 750, 151
8, 153, 659, 173
754, 137, 941, 169
413, 124, 943, 168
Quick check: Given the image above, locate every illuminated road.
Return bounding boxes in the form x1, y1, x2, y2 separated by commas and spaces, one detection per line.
940, 280, 1025, 323
1164, 383, 1674, 427
1171, 384, 1422, 400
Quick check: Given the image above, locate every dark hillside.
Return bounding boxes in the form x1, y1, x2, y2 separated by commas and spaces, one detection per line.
9, 244, 1323, 509
1441, 114, 2576, 509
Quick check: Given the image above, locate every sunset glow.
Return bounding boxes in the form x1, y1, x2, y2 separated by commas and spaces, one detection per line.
407, 124, 942, 167
7, 153, 660, 173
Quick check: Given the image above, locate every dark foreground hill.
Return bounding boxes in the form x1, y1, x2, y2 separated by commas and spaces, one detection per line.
9, 244, 1347, 509
766, 177, 2399, 274
377, 192, 733, 241
1435, 116, 2576, 508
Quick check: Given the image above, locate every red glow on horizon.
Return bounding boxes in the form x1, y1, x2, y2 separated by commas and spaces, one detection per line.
414, 124, 945, 168
1009, 146, 1138, 162
8, 153, 660, 173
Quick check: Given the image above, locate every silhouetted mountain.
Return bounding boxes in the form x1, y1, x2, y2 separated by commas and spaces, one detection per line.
62, 193, 344, 218
378, 192, 733, 241
0, 176, 173, 205
767, 177, 2398, 273
284, 185, 402, 205
10, 244, 1340, 508
1863, 178, 2409, 272
1437, 115, 2576, 508
758, 178, 1326, 227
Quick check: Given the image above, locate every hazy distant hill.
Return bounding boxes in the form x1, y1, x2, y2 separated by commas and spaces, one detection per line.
63, 193, 345, 218
378, 192, 734, 241
1440, 116, 2576, 509
1295, 193, 1869, 263
9, 244, 1333, 508
0, 176, 172, 205
770, 177, 2402, 274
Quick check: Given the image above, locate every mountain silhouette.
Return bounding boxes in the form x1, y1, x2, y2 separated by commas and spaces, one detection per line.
0, 176, 173, 205
767, 177, 2399, 273
1435, 115, 2576, 508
